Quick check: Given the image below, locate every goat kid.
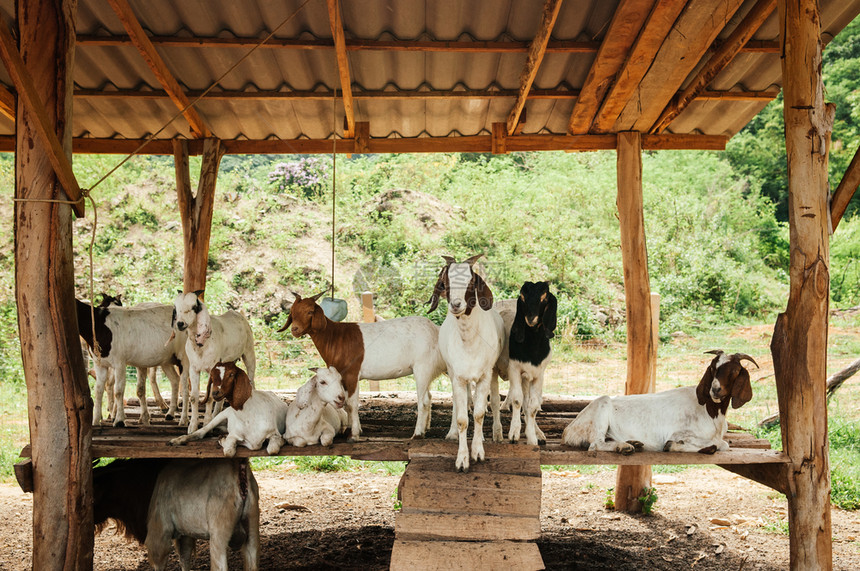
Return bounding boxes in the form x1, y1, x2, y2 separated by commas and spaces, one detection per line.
562, 351, 757, 454
169, 361, 286, 456
284, 366, 348, 447
505, 281, 557, 445
94, 457, 259, 571
77, 299, 187, 427
172, 291, 257, 434
279, 291, 445, 441
429, 255, 505, 472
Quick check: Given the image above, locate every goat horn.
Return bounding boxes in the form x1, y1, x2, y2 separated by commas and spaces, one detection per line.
732, 353, 760, 368
704, 349, 724, 356
441, 255, 456, 265
463, 254, 483, 266
310, 288, 329, 302
291, 291, 302, 301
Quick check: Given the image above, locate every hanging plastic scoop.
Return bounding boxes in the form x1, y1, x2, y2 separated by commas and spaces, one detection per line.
320, 296, 348, 322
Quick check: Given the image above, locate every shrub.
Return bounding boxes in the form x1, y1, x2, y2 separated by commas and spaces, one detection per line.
268, 157, 331, 199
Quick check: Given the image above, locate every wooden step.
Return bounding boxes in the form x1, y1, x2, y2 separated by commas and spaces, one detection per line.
390, 540, 544, 571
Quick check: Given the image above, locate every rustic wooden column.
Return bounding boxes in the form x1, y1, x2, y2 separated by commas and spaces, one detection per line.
14, 0, 94, 569
614, 131, 657, 512
772, 1, 833, 568
174, 138, 224, 295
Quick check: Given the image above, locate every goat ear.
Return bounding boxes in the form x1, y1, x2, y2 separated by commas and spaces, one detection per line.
295, 380, 314, 410
171, 307, 177, 328
230, 368, 253, 411
463, 254, 483, 266
277, 312, 293, 333
193, 289, 205, 298
696, 365, 713, 406
730, 366, 753, 409
310, 305, 328, 332
193, 299, 203, 314
543, 291, 558, 339
472, 273, 493, 311
511, 297, 526, 343
427, 264, 449, 313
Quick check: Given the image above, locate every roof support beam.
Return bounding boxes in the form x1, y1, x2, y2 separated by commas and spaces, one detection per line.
327, 0, 355, 138
506, 0, 564, 135
591, 0, 688, 133
0, 11, 84, 216
614, 0, 746, 132
651, 0, 777, 133
568, 0, 656, 134
106, 0, 212, 138
0, 133, 729, 155
831, 143, 860, 232
0, 83, 14, 120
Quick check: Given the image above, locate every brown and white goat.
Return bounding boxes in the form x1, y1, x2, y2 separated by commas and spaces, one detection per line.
278, 291, 445, 440
562, 351, 757, 454
169, 361, 287, 456
93, 457, 259, 571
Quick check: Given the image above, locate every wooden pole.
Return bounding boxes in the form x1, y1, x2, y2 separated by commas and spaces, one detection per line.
614, 131, 656, 512
361, 292, 380, 391
15, 0, 94, 568
772, 1, 833, 569
174, 138, 224, 294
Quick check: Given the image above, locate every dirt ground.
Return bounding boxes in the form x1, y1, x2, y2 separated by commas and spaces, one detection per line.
0, 464, 857, 570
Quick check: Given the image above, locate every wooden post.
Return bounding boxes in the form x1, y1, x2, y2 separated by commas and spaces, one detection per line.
174, 138, 224, 294
15, 0, 94, 568
772, 1, 833, 568
362, 292, 380, 391
614, 131, 656, 512
649, 293, 660, 390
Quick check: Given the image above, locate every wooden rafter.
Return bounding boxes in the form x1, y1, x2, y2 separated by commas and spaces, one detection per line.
831, 143, 860, 231
507, 0, 564, 135
0, 82, 14, 120
106, 0, 212, 138
568, 0, 656, 134
71, 87, 778, 102
0, 11, 84, 216
327, 0, 355, 138
0, 133, 729, 155
614, 0, 746, 132
591, 0, 688, 133
651, 0, 777, 133
76, 34, 781, 54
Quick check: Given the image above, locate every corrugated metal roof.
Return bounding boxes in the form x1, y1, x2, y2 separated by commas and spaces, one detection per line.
0, 0, 858, 150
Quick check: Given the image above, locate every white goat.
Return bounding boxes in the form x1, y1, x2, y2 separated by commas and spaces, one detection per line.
429, 255, 505, 472
76, 299, 187, 427
169, 361, 287, 456
562, 351, 757, 454
171, 291, 257, 434
284, 366, 348, 447
93, 458, 259, 571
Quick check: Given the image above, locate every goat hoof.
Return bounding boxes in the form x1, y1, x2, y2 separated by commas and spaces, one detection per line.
410, 433, 425, 440
628, 440, 644, 452
698, 445, 718, 455
663, 441, 674, 452
164, 413, 174, 421
537, 438, 546, 446
114, 421, 125, 428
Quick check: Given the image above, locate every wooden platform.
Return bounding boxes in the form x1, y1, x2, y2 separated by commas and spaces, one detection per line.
19, 391, 788, 467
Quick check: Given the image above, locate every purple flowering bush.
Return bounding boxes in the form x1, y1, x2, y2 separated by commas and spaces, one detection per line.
268, 157, 331, 199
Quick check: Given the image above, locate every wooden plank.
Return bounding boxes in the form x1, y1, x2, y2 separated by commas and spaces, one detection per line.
720, 462, 788, 494
540, 446, 789, 466
651, 0, 777, 133
327, 0, 355, 137
830, 143, 860, 232
14, 459, 33, 493
406, 455, 541, 477
592, 0, 688, 133
395, 512, 540, 542
615, 0, 746, 132
0, 82, 14, 120
568, 0, 656, 134
491, 122, 507, 154
506, 0, 563, 135
353, 121, 370, 154
106, 0, 212, 138
399, 470, 541, 517
0, 11, 84, 217
390, 540, 544, 571
773, 1, 834, 568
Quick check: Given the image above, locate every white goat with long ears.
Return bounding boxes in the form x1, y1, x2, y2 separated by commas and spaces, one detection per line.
429, 254, 505, 472
562, 351, 757, 454
171, 291, 257, 434
284, 366, 348, 447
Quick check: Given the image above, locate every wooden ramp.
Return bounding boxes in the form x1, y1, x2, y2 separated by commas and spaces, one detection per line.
391, 443, 544, 570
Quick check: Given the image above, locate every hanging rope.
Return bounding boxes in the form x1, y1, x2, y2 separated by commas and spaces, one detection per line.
330, 89, 338, 299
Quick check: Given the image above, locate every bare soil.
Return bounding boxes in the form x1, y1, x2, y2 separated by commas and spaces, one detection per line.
0, 464, 857, 570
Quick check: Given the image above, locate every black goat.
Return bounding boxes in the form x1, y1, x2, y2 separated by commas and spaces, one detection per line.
506, 281, 557, 445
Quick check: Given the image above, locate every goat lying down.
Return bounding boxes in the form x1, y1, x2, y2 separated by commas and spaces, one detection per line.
169, 361, 287, 457
94, 457, 259, 571
562, 351, 756, 454
284, 366, 349, 447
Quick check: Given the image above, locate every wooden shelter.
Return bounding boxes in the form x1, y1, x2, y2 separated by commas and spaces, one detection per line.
4, 0, 860, 568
